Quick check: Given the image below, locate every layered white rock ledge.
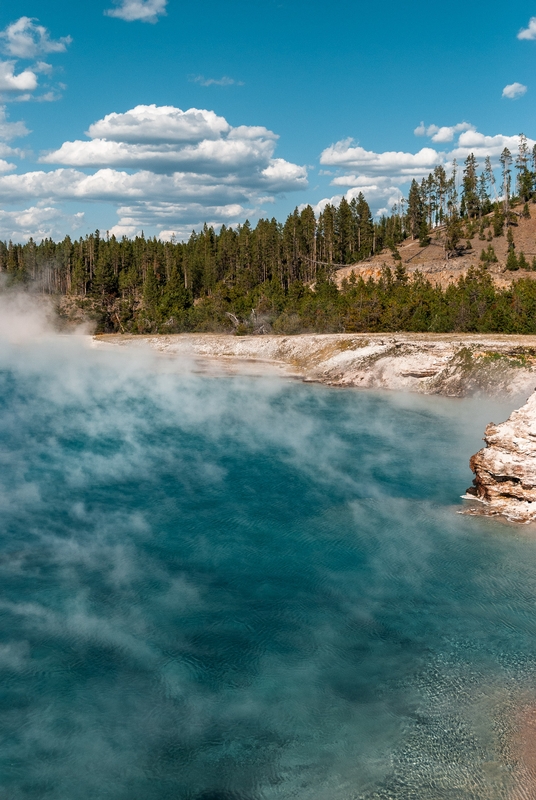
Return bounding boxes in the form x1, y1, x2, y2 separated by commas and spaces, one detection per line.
94, 332, 536, 398
466, 391, 536, 522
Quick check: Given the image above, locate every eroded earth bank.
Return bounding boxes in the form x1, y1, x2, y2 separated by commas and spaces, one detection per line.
94, 332, 536, 398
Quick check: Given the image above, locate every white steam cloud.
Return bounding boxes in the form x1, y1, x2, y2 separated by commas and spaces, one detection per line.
0, 293, 525, 798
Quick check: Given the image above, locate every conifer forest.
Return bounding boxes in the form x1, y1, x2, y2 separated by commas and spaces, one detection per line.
4, 136, 536, 335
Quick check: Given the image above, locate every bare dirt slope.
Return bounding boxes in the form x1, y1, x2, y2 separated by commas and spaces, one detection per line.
334, 210, 536, 290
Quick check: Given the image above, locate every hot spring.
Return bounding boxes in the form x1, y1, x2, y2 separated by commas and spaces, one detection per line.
0, 333, 534, 799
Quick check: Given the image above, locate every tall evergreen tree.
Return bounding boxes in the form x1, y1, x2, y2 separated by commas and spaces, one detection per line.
500, 147, 513, 224
462, 153, 479, 218
516, 133, 533, 201
407, 180, 423, 239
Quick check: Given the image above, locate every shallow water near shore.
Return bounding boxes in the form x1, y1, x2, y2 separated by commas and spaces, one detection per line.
1, 336, 536, 799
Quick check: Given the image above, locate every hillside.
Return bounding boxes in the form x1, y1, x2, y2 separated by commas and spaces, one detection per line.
335, 208, 536, 290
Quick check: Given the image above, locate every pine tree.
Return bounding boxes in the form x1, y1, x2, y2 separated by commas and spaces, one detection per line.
143, 264, 160, 313
299, 205, 317, 281
160, 261, 189, 324
92, 250, 118, 297
317, 204, 335, 266
506, 249, 519, 271
335, 197, 354, 263
518, 251, 529, 270
492, 205, 505, 237
478, 173, 490, 218
407, 180, 423, 239
484, 156, 497, 203
516, 133, 533, 201
418, 219, 430, 246
355, 193, 374, 258
433, 165, 448, 224
445, 210, 463, 255
500, 147, 512, 224
462, 153, 479, 218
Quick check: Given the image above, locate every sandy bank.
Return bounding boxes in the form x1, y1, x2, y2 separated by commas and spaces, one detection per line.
94, 332, 536, 398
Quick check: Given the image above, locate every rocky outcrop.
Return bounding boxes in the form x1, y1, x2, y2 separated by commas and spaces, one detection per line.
94, 332, 536, 399
466, 391, 536, 522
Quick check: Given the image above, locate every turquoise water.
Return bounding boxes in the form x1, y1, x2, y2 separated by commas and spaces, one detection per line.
0, 337, 535, 799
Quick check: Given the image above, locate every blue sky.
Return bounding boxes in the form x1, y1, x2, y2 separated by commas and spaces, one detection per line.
0, 0, 535, 241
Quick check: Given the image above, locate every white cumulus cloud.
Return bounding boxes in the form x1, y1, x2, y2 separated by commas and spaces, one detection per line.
414, 121, 474, 143
0, 204, 83, 242
502, 82, 527, 99
0, 61, 37, 92
518, 17, 536, 40
320, 138, 442, 177
40, 105, 303, 185
0, 104, 307, 238
41, 135, 279, 174
104, 0, 167, 23
316, 123, 536, 217
305, 183, 404, 220
0, 19, 70, 102
0, 17, 71, 59
109, 201, 251, 240
451, 130, 535, 160
0, 105, 29, 140
87, 105, 230, 144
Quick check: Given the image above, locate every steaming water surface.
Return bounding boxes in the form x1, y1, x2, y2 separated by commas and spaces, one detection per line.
1, 337, 536, 799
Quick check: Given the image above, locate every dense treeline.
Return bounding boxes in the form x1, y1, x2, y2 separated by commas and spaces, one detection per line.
2, 135, 536, 334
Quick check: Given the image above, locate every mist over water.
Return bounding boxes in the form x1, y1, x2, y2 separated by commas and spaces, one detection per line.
0, 323, 536, 798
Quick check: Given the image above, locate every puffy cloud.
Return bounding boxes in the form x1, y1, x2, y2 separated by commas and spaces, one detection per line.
451, 130, 535, 160
41, 136, 287, 176
109, 201, 251, 240
0, 142, 20, 158
87, 105, 230, 143
0, 17, 71, 59
40, 105, 306, 189
33, 61, 54, 75
0, 105, 29, 140
0, 61, 37, 92
303, 183, 404, 220
414, 121, 474, 143
0, 167, 305, 205
189, 75, 244, 87
104, 0, 167, 23
0, 205, 83, 242
518, 17, 536, 40
502, 82, 527, 99
321, 126, 535, 188
0, 104, 306, 238
320, 138, 442, 178
40, 105, 291, 177
41, 137, 276, 173
317, 123, 535, 217
0, 19, 70, 102
259, 158, 307, 191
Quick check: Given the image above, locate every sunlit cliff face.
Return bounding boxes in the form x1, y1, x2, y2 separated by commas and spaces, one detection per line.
0, 294, 532, 799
